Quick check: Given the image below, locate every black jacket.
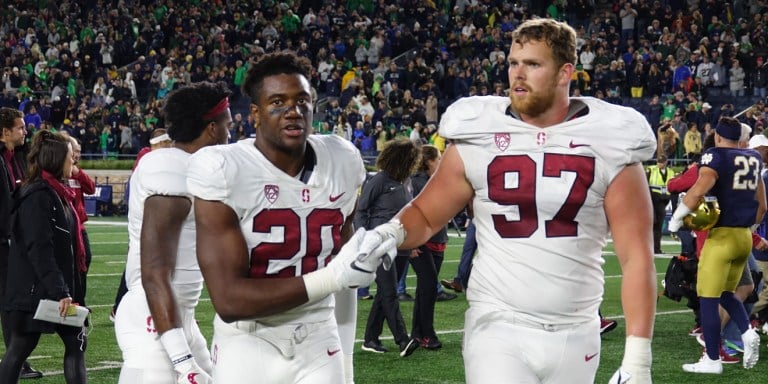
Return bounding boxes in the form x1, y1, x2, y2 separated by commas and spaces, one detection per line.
0, 145, 27, 240
411, 171, 448, 244
4, 180, 83, 312
355, 171, 411, 230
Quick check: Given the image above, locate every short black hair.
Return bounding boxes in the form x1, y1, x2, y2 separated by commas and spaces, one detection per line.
162, 81, 231, 143
242, 51, 312, 105
0, 107, 23, 131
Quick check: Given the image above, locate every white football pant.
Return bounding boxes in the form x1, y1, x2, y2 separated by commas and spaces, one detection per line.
463, 303, 601, 384
115, 288, 212, 383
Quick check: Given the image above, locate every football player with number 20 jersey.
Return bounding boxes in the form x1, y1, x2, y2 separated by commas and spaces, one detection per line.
187, 52, 391, 384
358, 19, 658, 384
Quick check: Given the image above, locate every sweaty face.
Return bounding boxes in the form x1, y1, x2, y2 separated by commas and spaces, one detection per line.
252, 73, 313, 155
507, 40, 560, 119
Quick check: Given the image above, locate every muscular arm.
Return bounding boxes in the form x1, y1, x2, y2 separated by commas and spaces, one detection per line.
680, 167, 717, 210
141, 195, 191, 334
194, 198, 311, 322
604, 163, 656, 339
397, 145, 474, 249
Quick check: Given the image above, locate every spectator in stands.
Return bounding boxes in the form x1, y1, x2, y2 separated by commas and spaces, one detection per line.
580, 43, 596, 74
620, 2, 638, 42
358, 96, 375, 120
388, 81, 404, 116
684, 122, 703, 159
644, 95, 663, 127
22, 105, 41, 130
730, 58, 746, 97
658, 119, 679, 159
753, 56, 768, 99
82, 125, 99, 159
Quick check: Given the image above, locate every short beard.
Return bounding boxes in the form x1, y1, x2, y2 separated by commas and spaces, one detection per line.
509, 80, 557, 119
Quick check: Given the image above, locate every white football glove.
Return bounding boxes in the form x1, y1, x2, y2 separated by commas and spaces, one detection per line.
666, 216, 683, 233
160, 328, 213, 384
373, 219, 406, 247
608, 368, 631, 384
174, 358, 213, 384
668, 203, 692, 233
609, 336, 652, 384
355, 229, 397, 271
304, 228, 395, 302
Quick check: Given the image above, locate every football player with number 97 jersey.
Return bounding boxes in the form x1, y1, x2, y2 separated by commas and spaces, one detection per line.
360, 19, 658, 384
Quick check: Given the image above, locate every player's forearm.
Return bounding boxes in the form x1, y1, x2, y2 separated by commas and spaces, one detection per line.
620, 258, 657, 338
397, 203, 445, 249
208, 277, 309, 322
143, 274, 182, 334
680, 188, 703, 210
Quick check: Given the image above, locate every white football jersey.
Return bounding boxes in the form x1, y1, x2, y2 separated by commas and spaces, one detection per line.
440, 96, 656, 325
187, 135, 366, 324
125, 148, 202, 303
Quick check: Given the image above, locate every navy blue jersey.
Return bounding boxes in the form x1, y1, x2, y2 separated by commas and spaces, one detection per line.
700, 147, 763, 227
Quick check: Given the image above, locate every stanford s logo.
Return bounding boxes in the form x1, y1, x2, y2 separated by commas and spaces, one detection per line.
494, 133, 510, 152
264, 185, 279, 204
302, 188, 310, 203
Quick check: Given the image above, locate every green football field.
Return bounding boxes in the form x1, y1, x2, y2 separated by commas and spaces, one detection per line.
4, 218, 768, 383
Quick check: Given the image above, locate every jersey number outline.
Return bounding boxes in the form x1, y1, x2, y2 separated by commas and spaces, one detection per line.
732, 155, 760, 190
487, 153, 595, 238
250, 208, 344, 278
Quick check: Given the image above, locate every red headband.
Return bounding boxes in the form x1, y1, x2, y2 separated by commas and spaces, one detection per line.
202, 97, 230, 120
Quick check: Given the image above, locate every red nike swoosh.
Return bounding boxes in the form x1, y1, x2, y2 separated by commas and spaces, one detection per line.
569, 140, 591, 148
187, 372, 199, 384
329, 192, 345, 202
585, 352, 599, 362
327, 348, 341, 356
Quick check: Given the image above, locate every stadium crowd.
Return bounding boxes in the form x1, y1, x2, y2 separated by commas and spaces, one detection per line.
2, 0, 768, 161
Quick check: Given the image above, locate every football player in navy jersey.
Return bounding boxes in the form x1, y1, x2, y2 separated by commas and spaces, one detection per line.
671, 117, 766, 374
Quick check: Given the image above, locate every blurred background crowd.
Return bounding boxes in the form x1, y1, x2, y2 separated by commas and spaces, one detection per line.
3, 0, 768, 164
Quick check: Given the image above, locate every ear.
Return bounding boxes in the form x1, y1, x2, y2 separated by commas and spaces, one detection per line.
559, 63, 575, 86
250, 104, 260, 125
204, 120, 218, 140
